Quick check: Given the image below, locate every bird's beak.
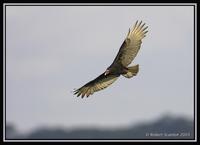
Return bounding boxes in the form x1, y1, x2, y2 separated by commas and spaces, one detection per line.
104, 70, 109, 76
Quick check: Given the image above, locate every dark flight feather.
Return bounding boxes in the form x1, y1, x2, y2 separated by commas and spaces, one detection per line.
74, 73, 119, 98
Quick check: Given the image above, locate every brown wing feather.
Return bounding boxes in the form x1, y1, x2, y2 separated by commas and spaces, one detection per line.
74, 73, 119, 98
111, 21, 148, 67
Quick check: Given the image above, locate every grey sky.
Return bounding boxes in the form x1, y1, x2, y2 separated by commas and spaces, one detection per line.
5, 5, 194, 133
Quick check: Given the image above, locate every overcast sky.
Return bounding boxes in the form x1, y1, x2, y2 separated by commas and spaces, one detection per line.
5, 5, 194, 133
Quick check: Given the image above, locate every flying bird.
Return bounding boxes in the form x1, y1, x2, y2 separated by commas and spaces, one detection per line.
74, 21, 148, 98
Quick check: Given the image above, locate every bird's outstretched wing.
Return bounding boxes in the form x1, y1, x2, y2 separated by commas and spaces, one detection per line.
74, 73, 119, 98
111, 21, 148, 67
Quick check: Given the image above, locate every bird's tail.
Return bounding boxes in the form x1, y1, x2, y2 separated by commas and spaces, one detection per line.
122, 64, 139, 78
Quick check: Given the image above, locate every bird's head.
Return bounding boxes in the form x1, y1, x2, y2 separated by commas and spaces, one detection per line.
104, 69, 110, 76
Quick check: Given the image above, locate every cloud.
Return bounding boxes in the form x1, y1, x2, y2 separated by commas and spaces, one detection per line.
7, 57, 63, 80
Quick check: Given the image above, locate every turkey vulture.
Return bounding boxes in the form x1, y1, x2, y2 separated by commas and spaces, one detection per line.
74, 21, 148, 98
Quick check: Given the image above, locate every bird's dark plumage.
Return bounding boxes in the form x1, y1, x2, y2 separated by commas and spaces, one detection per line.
74, 73, 120, 98
74, 21, 148, 98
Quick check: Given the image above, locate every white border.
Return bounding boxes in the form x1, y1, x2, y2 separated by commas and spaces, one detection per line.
3, 3, 6, 142
2, 3, 198, 5
194, 3, 197, 143
3, 3, 197, 142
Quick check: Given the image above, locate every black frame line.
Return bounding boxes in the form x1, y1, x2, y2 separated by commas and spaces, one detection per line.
3, 3, 197, 142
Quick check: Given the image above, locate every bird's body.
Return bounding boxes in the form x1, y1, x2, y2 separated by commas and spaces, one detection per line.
107, 63, 126, 75
74, 21, 148, 98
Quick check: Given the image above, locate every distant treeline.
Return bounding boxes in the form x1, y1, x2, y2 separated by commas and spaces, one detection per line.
6, 115, 194, 140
